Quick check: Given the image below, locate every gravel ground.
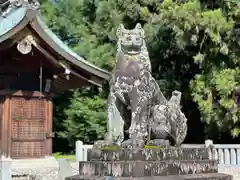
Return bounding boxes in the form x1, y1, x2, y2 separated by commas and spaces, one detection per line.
12, 158, 78, 180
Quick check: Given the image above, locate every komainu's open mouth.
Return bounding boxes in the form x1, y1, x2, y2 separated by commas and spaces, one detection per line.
121, 45, 141, 55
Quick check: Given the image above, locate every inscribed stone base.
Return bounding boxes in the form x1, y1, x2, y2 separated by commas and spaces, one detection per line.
87, 147, 211, 161
81, 147, 218, 177
79, 160, 218, 177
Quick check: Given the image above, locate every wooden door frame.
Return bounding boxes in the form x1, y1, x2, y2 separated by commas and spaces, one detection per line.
0, 90, 53, 158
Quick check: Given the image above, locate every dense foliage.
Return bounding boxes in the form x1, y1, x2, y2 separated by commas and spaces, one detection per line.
40, 0, 240, 150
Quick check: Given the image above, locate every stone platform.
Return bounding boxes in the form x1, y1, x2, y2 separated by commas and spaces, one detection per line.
65, 147, 232, 180
66, 173, 232, 180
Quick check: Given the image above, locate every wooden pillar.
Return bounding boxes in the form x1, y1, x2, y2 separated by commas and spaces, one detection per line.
1, 96, 10, 157
7, 96, 11, 158
48, 99, 53, 155
44, 98, 53, 156
44, 98, 48, 156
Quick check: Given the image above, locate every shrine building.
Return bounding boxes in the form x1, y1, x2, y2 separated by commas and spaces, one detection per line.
0, 0, 110, 159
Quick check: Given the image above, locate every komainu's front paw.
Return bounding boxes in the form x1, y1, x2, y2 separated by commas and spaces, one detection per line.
148, 139, 170, 147
93, 140, 106, 149
121, 139, 133, 148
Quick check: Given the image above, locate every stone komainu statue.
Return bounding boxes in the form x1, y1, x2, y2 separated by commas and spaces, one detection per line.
152, 90, 187, 146
102, 23, 187, 147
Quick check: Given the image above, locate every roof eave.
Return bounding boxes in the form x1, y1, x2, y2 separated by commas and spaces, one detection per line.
29, 15, 111, 82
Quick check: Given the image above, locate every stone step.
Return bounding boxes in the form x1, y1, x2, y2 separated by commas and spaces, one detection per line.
88, 148, 211, 161
65, 173, 233, 180
79, 160, 218, 177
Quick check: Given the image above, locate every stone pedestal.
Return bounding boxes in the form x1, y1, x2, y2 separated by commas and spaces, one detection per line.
66, 147, 232, 180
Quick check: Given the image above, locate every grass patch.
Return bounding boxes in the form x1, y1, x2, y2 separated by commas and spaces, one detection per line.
53, 152, 76, 161
100, 145, 164, 150
101, 146, 123, 150
144, 145, 163, 149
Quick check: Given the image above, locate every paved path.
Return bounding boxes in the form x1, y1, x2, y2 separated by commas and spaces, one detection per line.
218, 166, 240, 180
12, 157, 78, 180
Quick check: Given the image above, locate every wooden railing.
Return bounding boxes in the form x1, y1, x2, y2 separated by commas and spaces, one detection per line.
75, 140, 240, 167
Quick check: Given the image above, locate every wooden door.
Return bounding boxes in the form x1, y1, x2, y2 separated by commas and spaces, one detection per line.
10, 97, 46, 158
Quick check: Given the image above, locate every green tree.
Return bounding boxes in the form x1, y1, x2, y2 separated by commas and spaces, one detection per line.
41, 1, 113, 148
190, 0, 240, 137
58, 88, 107, 147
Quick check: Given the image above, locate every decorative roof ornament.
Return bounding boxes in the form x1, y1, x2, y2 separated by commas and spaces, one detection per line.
17, 35, 36, 54
1, 0, 40, 17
